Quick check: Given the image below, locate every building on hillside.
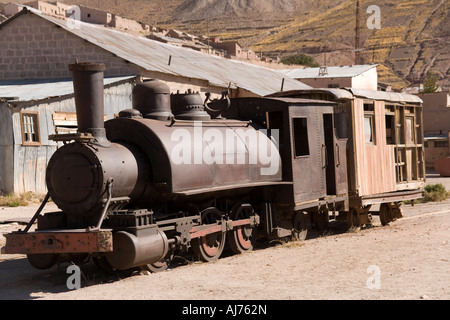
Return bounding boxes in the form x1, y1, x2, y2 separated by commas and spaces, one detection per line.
112, 15, 150, 33
27, 1, 66, 17
5, 1, 68, 17
280, 64, 378, 91
208, 39, 260, 61
0, 76, 136, 195
148, 31, 219, 56
0, 7, 309, 99
377, 82, 393, 92
209, 40, 245, 59
4, 3, 24, 16
3, 2, 151, 34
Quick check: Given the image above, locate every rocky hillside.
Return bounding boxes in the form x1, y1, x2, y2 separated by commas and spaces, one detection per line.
2, 0, 448, 90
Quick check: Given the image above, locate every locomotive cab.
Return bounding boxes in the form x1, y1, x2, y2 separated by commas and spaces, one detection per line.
223, 97, 349, 235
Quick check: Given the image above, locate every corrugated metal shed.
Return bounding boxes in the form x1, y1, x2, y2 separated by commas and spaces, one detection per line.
280, 65, 378, 79
20, 7, 310, 96
0, 76, 134, 102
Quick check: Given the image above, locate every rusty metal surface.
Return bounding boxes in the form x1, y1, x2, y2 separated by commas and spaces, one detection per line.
69, 62, 106, 135
4, 230, 113, 254
105, 117, 283, 195
132, 80, 173, 120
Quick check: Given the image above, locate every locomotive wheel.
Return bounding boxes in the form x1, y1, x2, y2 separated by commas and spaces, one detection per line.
192, 208, 226, 262
292, 212, 308, 241
92, 256, 115, 274
380, 203, 394, 226
143, 261, 168, 273
228, 203, 255, 254
141, 250, 174, 273
27, 253, 57, 270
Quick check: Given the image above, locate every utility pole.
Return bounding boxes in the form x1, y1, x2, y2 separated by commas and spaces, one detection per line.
355, 0, 361, 65
319, 42, 328, 76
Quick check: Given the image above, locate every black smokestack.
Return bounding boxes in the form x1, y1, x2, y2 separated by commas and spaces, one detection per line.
68, 62, 110, 147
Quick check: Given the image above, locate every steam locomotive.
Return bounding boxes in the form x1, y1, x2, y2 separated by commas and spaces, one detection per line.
3, 62, 424, 272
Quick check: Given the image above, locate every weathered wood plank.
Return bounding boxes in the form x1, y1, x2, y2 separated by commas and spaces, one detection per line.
0, 103, 13, 146
354, 98, 397, 196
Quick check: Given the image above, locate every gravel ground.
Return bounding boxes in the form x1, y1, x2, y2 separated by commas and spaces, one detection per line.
0, 173, 449, 301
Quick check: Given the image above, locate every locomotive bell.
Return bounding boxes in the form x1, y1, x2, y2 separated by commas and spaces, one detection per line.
171, 90, 211, 121
132, 80, 173, 120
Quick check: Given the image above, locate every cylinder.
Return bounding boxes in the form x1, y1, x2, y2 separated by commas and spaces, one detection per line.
105, 228, 169, 270
132, 80, 173, 120
68, 62, 109, 145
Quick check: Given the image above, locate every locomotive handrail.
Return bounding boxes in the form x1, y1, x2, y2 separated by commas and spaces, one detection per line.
48, 132, 94, 142
336, 143, 341, 167
19, 193, 51, 234
167, 118, 252, 127
91, 178, 114, 231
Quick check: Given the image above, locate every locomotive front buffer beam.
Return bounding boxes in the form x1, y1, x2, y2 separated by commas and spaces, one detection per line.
2, 230, 113, 255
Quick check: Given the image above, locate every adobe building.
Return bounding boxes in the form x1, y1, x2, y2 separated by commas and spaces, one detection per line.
3, 2, 150, 34
418, 91, 450, 169
418, 92, 450, 135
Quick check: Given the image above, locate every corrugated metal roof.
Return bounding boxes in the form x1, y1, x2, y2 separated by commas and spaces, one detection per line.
0, 76, 134, 102
280, 65, 378, 79
267, 88, 355, 100
267, 88, 422, 104
347, 88, 423, 104
22, 7, 310, 96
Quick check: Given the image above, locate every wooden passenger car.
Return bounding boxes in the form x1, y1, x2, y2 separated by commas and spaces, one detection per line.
269, 88, 425, 228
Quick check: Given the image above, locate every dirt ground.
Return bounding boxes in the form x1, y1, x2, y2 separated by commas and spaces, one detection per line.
1, 173, 449, 301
